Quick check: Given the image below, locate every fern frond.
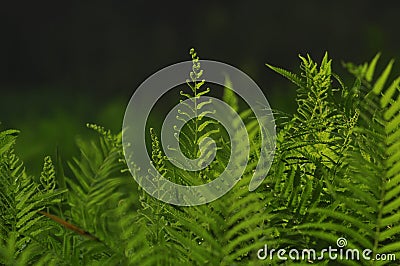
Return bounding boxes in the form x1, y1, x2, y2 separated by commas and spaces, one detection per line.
0, 129, 19, 156
266, 63, 304, 89
61, 125, 139, 263
297, 56, 400, 265
0, 134, 66, 264
222, 75, 239, 112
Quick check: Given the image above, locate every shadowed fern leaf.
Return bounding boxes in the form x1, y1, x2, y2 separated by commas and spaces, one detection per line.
0, 130, 66, 264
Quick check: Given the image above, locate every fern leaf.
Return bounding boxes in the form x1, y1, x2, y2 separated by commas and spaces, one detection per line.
266, 63, 304, 88
222, 75, 239, 112
0, 129, 19, 156
294, 56, 400, 265
365, 53, 381, 82
372, 59, 395, 94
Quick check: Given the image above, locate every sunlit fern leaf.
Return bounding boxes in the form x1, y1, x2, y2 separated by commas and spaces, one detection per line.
263, 53, 365, 262
267, 53, 348, 169
343, 53, 381, 86
269, 53, 348, 190
296, 56, 400, 266
146, 48, 231, 193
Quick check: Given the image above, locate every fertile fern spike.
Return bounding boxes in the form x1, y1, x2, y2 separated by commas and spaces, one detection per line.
40, 156, 56, 192
181, 48, 217, 158
140, 49, 228, 264
164, 48, 225, 187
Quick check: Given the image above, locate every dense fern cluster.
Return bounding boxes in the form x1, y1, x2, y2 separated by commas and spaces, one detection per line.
0, 50, 399, 265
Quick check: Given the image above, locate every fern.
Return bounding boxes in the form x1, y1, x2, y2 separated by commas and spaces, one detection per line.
293, 55, 400, 265
0, 129, 19, 157
0, 131, 66, 264
265, 53, 353, 239
1, 50, 399, 265
167, 48, 227, 186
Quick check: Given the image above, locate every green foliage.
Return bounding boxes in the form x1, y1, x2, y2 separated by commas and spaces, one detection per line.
0, 129, 19, 157
0, 130, 66, 265
295, 54, 400, 265
0, 50, 399, 265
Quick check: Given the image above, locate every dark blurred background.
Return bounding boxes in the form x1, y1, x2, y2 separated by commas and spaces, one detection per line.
1, 0, 399, 175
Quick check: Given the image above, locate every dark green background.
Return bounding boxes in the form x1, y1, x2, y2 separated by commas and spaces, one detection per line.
1, 0, 399, 174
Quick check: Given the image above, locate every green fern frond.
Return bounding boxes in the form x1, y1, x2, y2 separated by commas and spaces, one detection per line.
222, 75, 239, 112
266, 63, 304, 89
297, 56, 400, 265
343, 53, 381, 84
61, 125, 139, 263
0, 129, 19, 156
0, 231, 55, 266
0, 141, 66, 264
